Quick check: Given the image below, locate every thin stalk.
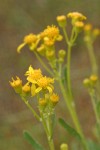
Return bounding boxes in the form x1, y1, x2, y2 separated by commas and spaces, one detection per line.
34, 52, 54, 76
40, 112, 55, 150
48, 139, 55, 150
67, 44, 73, 98
86, 42, 98, 75
89, 90, 100, 142
21, 96, 40, 121
89, 90, 100, 127
62, 27, 69, 44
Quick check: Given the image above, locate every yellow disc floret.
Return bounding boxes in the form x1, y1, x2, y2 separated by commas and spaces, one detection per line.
37, 76, 54, 88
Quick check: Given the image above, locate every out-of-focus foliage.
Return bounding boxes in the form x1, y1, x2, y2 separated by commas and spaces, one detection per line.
0, 0, 100, 150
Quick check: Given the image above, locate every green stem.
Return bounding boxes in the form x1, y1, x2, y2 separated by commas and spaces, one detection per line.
40, 112, 55, 150
34, 52, 54, 76
86, 42, 98, 75
89, 90, 100, 127
62, 27, 69, 44
67, 44, 73, 98
48, 139, 55, 150
21, 96, 40, 121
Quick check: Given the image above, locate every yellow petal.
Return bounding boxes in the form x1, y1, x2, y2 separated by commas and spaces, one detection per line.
35, 87, 42, 93
17, 43, 26, 53
47, 86, 53, 93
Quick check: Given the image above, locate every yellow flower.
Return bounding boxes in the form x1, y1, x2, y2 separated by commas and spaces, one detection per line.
84, 24, 92, 31
10, 76, 22, 88
83, 78, 90, 87
22, 83, 31, 97
56, 15, 67, 27
90, 75, 98, 83
50, 93, 59, 105
17, 34, 38, 53
22, 83, 31, 93
40, 25, 62, 44
25, 66, 43, 83
24, 34, 37, 44
60, 143, 68, 150
44, 37, 54, 46
36, 76, 54, 93
93, 29, 100, 36
67, 12, 86, 20
74, 21, 84, 28
9, 76, 22, 93
39, 98, 47, 106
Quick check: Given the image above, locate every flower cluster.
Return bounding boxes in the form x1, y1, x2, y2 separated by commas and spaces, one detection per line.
84, 23, 100, 43
10, 66, 59, 109
83, 74, 98, 89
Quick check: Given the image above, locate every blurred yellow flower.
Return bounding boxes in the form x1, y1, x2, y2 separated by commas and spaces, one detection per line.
67, 12, 86, 20
9, 76, 22, 93
17, 33, 38, 53
39, 98, 47, 106
90, 75, 98, 83
74, 21, 84, 28
10, 76, 22, 88
22, 83, 31, 93
84, 24, 92, 31
50, 93, 59, 104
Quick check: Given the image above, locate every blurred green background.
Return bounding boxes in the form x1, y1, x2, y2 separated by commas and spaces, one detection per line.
0, 0, 100, 149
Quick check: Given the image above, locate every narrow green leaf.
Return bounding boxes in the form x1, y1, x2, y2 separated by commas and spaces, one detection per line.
59, 118, 81, 141
23, 130, 44, 150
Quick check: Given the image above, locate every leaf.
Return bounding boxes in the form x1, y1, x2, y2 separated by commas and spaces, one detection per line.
23, 130, 44, 150
59, 118, 81, 141
87, 140, 100, 150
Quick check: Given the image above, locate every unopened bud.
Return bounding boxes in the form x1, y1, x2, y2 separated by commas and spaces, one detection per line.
56, 15, 67, 27
60, 143, 68, 150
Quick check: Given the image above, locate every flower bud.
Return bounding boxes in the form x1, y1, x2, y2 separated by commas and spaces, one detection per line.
58, 49, 66, 63
60, 143, 68, 150
9, 76, 22, 94
39, 98, 47, 109
83, 78, 90, 88
22, 83, 31, 97
90, 75, 98, 86
56, 15, 67, 27
50, 93, 59, 106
